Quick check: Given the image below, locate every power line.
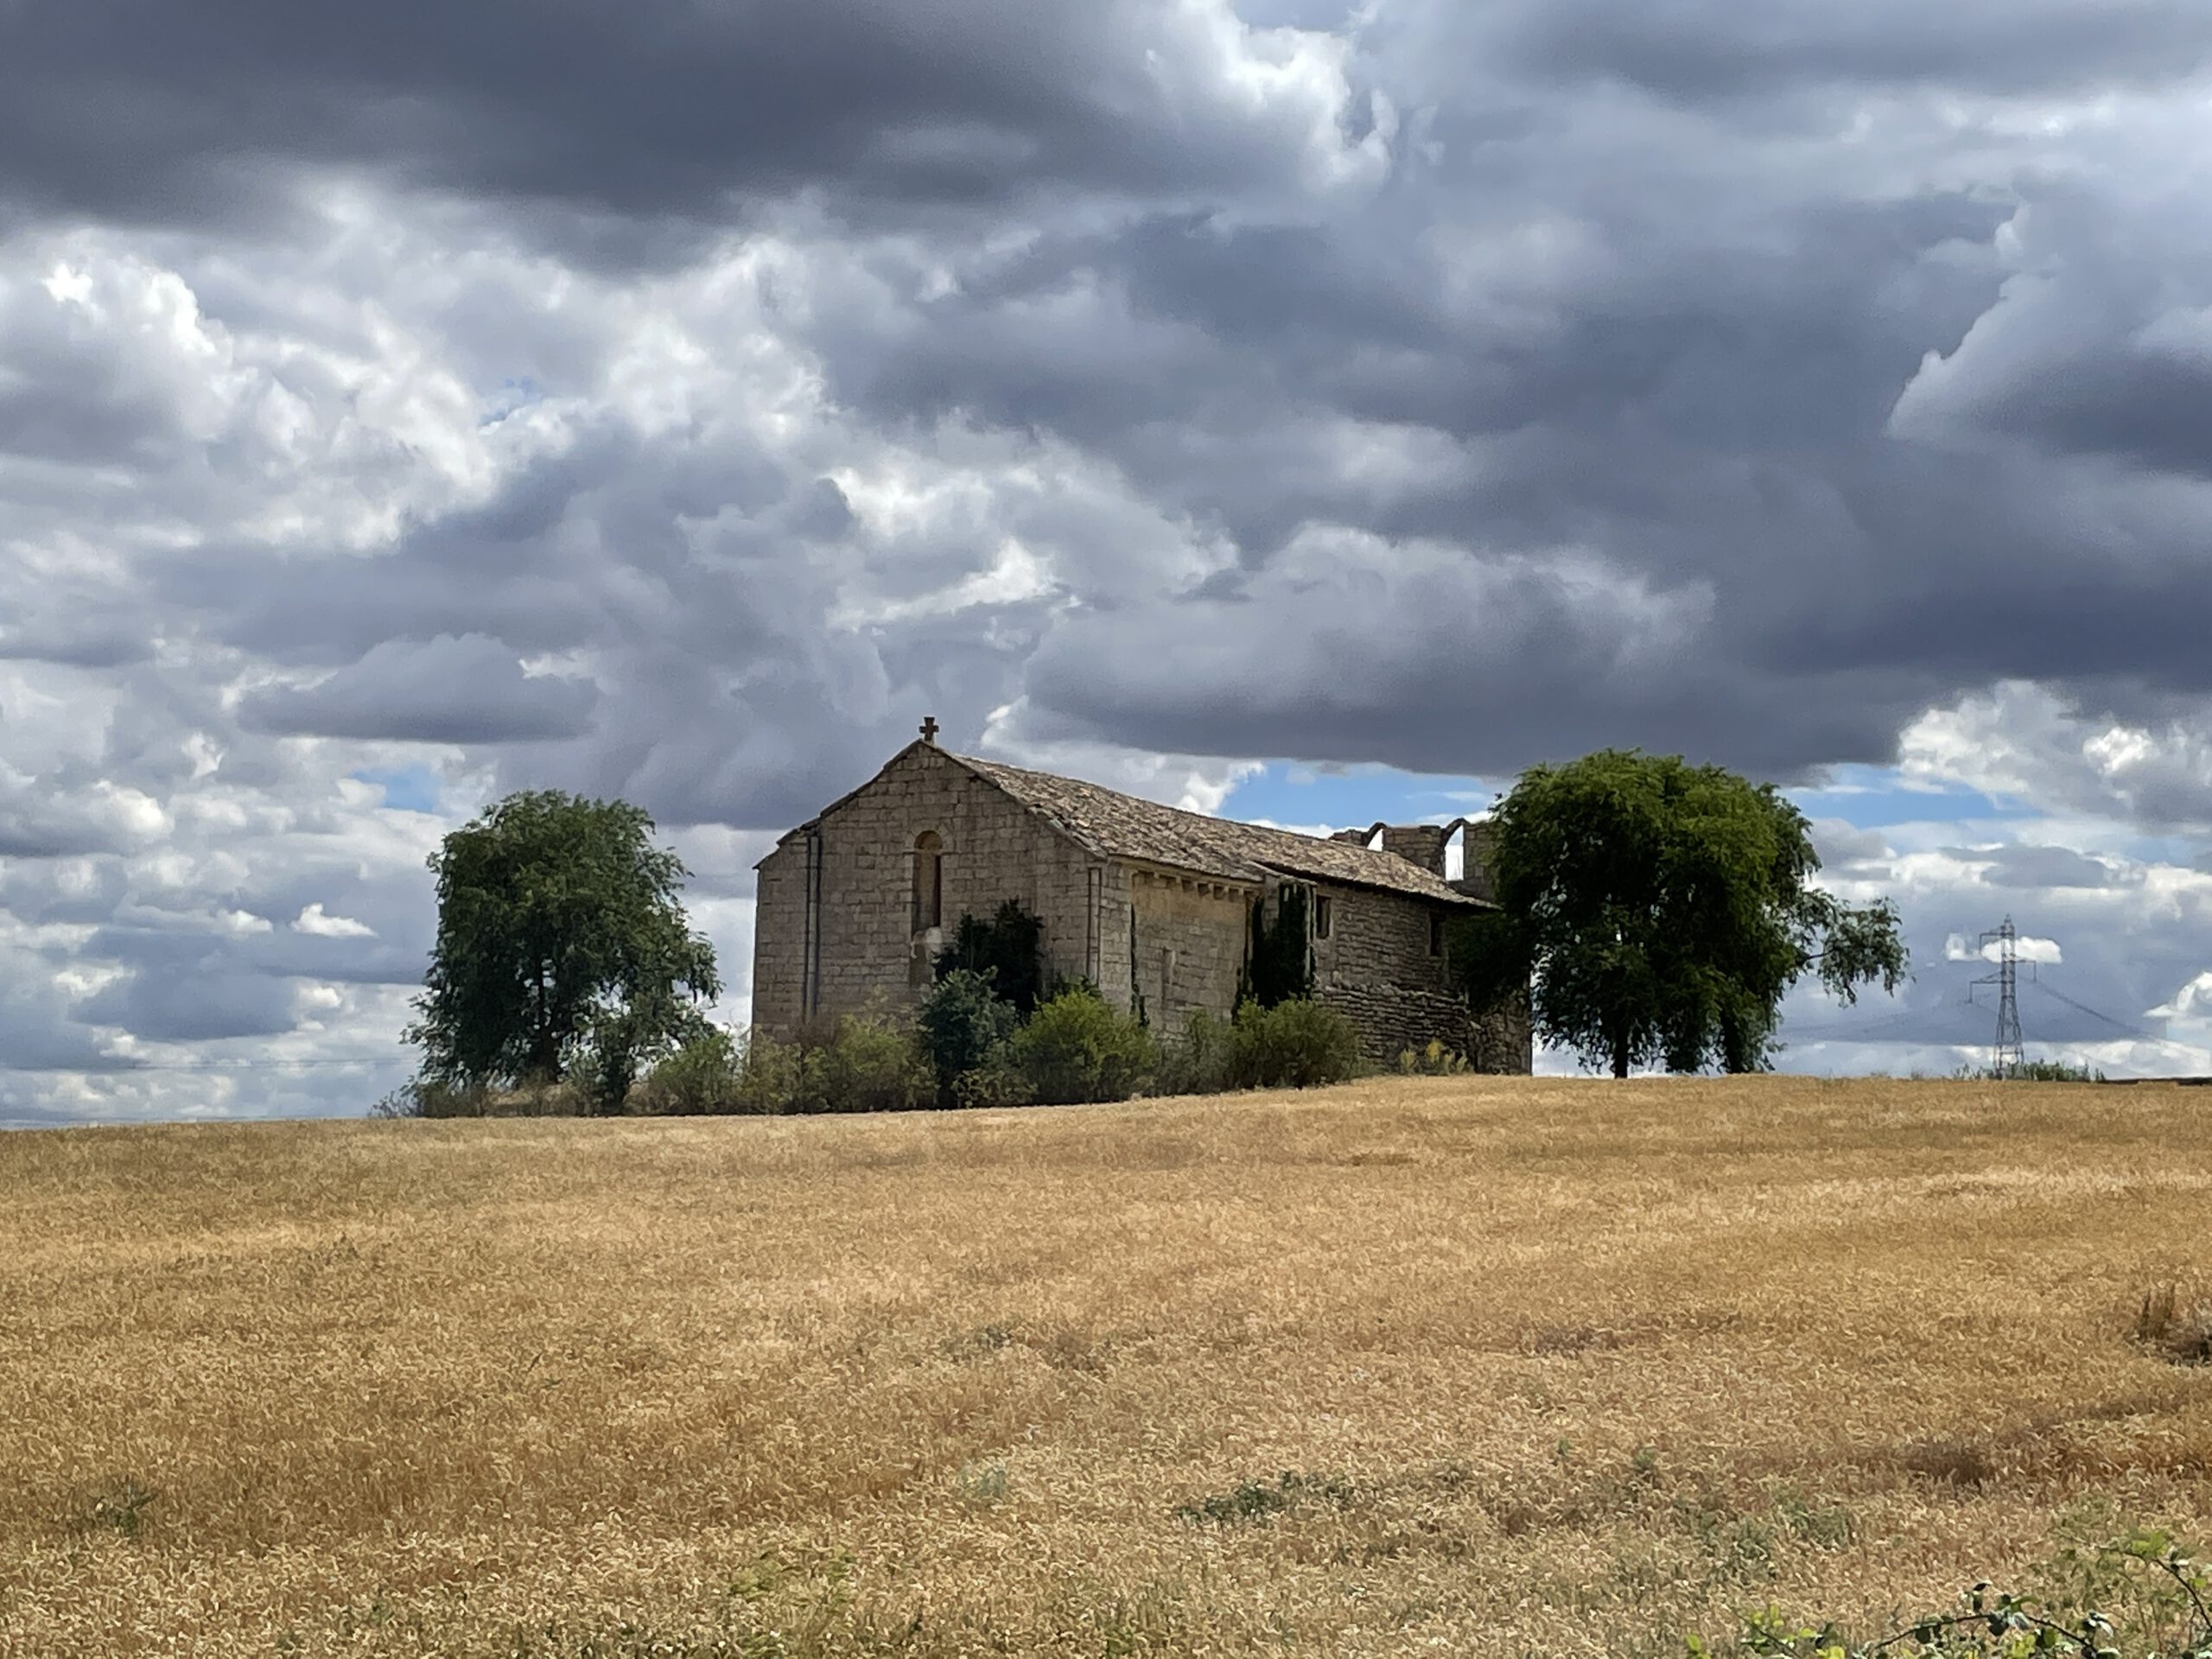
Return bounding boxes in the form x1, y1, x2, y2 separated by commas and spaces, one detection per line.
2020, 978, 2196, 1048
1782, 995, 1992, 1042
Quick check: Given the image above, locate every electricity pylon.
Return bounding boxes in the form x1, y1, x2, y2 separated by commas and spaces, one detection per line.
1973, 917, 2024, 1077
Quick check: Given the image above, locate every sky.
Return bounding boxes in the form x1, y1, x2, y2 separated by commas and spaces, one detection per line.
6, 0, 2212, 1124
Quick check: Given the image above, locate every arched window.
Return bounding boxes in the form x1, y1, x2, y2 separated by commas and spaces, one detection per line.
1444, 822, 1467, 884
912, 831, 944, 931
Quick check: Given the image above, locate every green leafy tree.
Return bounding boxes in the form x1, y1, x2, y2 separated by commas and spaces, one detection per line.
1449, 750, 1906, 1078
405, 791, 720, 1110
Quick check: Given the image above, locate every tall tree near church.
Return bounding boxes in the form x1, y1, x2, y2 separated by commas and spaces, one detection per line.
406, 791, 720, 1110
1448, 750, 1906, 1077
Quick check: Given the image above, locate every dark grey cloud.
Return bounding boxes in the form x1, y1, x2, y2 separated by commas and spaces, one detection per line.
1959, 844, 2129, 890
0, 857, 130, 926
0, 0, 1363, 252
1476, 1, 2212, 102
238, 635, 599, 744
0, 619, 154, 669
0, 982, 134, 1071
1808, 821, 1891, 867
75, 958, 296, 1043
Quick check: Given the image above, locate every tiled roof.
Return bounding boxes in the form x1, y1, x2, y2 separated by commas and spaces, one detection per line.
955, 753, 1487, 906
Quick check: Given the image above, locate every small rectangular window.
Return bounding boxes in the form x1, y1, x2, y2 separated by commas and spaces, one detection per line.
1429, 912, 1444, 957
1314, 896, 1332, 939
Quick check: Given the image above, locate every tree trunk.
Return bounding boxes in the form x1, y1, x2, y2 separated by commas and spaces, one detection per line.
1611, 1039, 1630, 1079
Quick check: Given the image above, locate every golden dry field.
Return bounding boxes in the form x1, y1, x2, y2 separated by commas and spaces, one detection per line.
3, 1076, 2210, 1657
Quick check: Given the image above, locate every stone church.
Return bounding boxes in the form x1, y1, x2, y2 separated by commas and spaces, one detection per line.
751, 724, 1533, 1071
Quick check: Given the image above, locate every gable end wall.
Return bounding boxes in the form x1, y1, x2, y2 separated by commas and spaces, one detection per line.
750, 747, 1105, 1039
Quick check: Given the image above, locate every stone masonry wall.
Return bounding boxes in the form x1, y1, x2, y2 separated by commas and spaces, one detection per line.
1306, 879, 1532, 1071
1128, 870, 1254, 1032
751, 746, 1108, 1040
1466, 992, 1535, 1075
750, 836, 809, 1038
1309, 880, 1459, 1062
1311, 880, 1452, 999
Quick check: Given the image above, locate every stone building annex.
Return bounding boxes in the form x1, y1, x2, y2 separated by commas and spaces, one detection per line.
752, 722, 1533, 1072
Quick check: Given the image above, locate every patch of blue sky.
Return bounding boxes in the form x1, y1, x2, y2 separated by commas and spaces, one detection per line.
352, 764, 442, 814
1219, 761, 1506, 831
1227, 760, 2026, 839
1785, 763, 2012, 830
480, 376, 543, 426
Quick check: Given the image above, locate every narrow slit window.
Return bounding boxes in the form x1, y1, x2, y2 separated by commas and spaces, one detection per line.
1314, 895, 1332, 939
912, 831, 943, 931
1429, 912, 1444, 957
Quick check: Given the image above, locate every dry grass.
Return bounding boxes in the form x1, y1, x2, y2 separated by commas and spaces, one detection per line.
3, 1075, 2211, 1656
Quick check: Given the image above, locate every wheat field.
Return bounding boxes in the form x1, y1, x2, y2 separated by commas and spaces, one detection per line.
3, 1077, 2209, 1657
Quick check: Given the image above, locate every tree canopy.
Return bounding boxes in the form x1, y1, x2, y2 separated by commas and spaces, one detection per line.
405, 791, 720, 1109
1448, 750, 1907, 1077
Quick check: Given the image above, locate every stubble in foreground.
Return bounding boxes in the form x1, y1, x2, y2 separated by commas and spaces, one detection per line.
3, 1075, 2209, 1656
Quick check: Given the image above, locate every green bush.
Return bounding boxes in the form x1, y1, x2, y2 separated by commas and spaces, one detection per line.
1695, 1528, 2211, 1657
628, 1025, 737, 1113
1003, 984, 1157, 1104
628, 1026, 801, 1114
735, 1030, 804, 1113
1230, 997, 1362, 1090
1155, 1007, 1236, 1097
370, 1077, 588, 1117
2011, 1058, 2108, 1083
796, 1007, 933, 1114
951, 1050, 1031, 1109
1949, 1059, 2109, 1083
916, 969, 1020, 1105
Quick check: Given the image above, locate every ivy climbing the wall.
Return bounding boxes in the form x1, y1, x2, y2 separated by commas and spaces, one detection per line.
1240, 885, 1315, 1009
933, 898, 1047, 1014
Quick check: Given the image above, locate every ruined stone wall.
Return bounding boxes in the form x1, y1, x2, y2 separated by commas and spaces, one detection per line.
1378, 824, 1449, 876
1306, 880, 1532, 1071
1127, 869, 1254, 1032
1312, 881, 1452, 997
1309, 880, 1456, 1061
1451, 822, 1500, 904
748, 747, 1106, 1039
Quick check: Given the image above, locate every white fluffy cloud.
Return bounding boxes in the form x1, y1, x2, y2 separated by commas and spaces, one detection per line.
1899, 683, 2212, 832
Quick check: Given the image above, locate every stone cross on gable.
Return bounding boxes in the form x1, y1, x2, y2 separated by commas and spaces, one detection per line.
919, 715, 939, 743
